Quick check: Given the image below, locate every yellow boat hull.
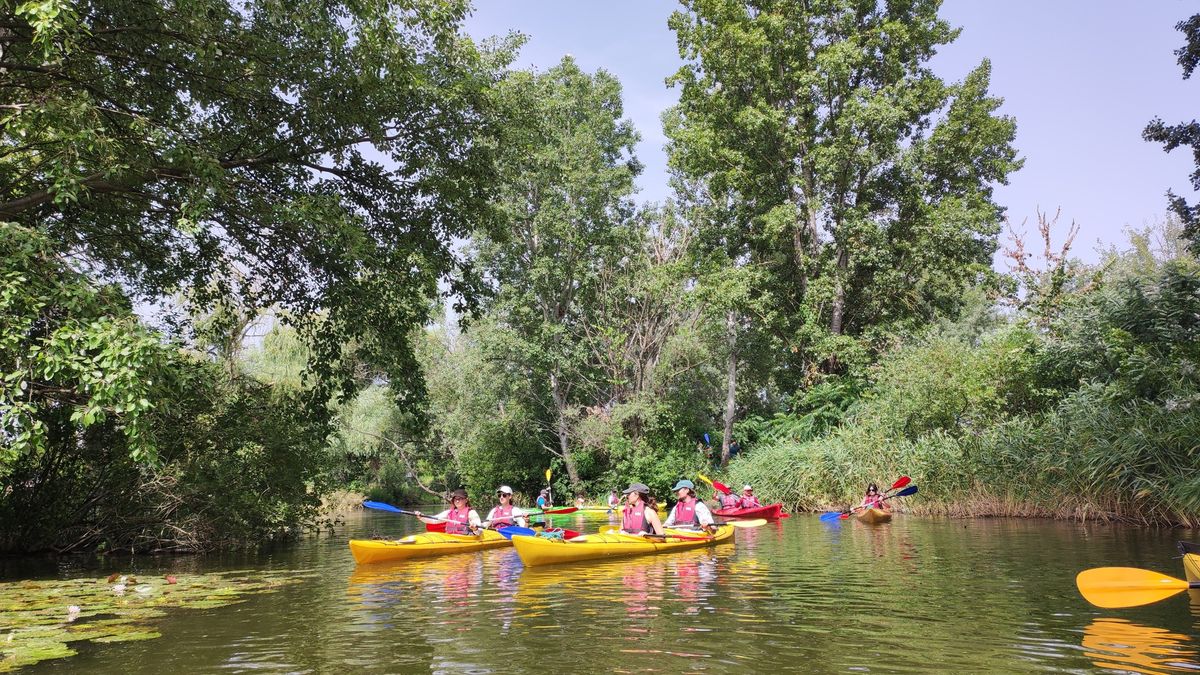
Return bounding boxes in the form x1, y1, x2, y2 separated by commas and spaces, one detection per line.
511, 525, 734, 567
856, 508, 892, 524
349, 529, 510, 564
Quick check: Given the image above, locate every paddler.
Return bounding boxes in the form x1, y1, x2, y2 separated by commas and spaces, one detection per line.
483, 485, 528, 529
620, 482, 664, 536
663, 479, 716, 533
739, 484, 762, 508
859, 482, 886, 510
415, 488, 481, 534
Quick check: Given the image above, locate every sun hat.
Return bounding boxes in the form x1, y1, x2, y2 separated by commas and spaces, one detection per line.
622, 482, 650, 494
671, 479, 695, 491
742, 485, 753, 491
449, 488, 468, 500
497, 485, 513, 495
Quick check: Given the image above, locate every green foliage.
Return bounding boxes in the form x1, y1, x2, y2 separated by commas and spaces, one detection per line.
1143, 13, 1200, 253
0, 0, 517, 405
666, 0, 1021, 374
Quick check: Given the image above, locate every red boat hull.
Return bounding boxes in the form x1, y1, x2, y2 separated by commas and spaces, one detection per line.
713, 503, 787, 520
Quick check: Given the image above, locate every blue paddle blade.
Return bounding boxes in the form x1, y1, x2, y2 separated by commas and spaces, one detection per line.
496, 526, 536, 540
362, 500, 404, 514
819, 511, 845, 522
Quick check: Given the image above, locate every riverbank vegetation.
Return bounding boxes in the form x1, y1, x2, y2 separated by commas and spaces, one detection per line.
3, 0, 1197, 553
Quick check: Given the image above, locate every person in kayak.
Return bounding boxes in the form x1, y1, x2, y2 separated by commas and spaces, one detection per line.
620, 482, 664, 536
739, 485, 762, 508
716, 489, 742, 510
483, 485, 528, 529
606, 489, 620, 510
859, 483, 886, 510
415, 488, 482, 535
664, 479, 717, 533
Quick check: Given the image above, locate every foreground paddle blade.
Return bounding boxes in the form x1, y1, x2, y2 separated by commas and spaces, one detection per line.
1076, 567, 1193, 608
496, 526, 536, 540
723, 518, 767, 528
819, 511, 844, 522
362, 500, 405, 514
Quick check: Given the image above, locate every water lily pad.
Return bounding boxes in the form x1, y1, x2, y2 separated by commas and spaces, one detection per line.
0, 569, 313, 672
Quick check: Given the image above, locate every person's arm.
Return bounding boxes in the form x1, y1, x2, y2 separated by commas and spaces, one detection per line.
468, 509, 482, 530
644, 508, 664, 536
662, 504, 676, 528
512, 507, 529, 527
415, 509, 450, 524
695, 502, 716, 529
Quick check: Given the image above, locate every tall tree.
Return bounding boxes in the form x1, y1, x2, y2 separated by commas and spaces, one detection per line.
666, 0, 1021, 378
1144, 13, 1200, 254
0, 0, 514, 404
474, 57, 641, 492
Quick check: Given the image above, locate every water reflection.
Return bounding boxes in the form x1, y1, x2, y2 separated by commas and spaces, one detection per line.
1083, 618, 1200, 674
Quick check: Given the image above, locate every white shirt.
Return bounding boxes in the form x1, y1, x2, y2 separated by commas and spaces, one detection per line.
484, 506, 529, 527
663, 499, 715, 528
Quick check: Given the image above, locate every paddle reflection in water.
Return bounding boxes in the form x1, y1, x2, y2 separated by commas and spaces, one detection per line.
1082, 618, 1200, 674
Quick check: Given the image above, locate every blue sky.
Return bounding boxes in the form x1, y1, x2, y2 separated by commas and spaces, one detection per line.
464, 1, 1197, 264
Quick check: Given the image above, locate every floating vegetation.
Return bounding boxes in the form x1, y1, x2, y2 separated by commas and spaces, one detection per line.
0, 569, 313, 672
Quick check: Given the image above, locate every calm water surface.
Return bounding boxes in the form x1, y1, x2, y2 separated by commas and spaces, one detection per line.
8, 510, 1200, 673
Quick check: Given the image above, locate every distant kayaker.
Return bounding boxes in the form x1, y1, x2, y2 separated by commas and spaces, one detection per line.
484, 485, 528, 529
620, 482, 664, 536
606, 490, 620, 510
663, 479, 716, 533
859, 483, 886, 510
739, 485, 762, 508
716, 490, 741, 510
415, 488, 481, 535
537, 488, 551, 510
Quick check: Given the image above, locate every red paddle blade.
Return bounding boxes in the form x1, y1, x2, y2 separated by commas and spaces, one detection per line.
712, 479, 732, 495
889, 476, 911, 491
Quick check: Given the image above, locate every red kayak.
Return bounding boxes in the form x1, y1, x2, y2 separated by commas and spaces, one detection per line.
713, 503, 788, 520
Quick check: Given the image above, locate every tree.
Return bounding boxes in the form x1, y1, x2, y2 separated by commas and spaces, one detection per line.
0, 0, 515, 404
666, 0, 1021, 378
1143, 13, 1200, 254
473, 57, 641, 492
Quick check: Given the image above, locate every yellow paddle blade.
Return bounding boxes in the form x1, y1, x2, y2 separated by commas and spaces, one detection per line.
724, 518, 767, 528
1076, 567, 1191, 608
697, 474, 713, 486
545, 468, 552, 482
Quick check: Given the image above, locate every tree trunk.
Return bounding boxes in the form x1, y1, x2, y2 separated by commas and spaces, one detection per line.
549, 370, 582, 492
721, 311, 738, 467
829, 247, 848, 336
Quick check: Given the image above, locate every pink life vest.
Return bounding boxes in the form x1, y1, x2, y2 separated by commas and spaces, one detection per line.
490, 504, 514, 527
622, 503, 653, 534
444, 506, 472, 535
740, 495, 762, 508
672, 497, 700, 527
719, 494, 741, 509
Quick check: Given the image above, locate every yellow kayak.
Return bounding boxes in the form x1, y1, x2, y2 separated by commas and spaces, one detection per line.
349, 529, 510, 565
511, 525, 734, 567
856, 508, 892, 524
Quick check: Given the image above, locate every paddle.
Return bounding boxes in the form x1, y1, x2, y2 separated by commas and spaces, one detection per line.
1076, 567, 1200, 608
698, 473, 733, 496
819, 484, 918, 521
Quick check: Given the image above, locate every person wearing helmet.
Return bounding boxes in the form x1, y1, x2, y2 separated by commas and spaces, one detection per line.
484, 485, 528, 529
415, 488, 481, 535
619, 482, 664, 536
739, 485, 762, 508
663, 479, 716, 533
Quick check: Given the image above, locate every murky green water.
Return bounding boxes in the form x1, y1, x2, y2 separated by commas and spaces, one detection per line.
5, 510, 1200, 673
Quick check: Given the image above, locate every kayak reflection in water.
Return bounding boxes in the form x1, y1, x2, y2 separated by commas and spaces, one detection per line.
620, 482, 664, 536
859, 483, 886, 510
415, 488, 482, 534
663, 479, 717, 534
483, 485, 528, 530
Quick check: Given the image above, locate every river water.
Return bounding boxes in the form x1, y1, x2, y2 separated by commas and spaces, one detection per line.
8, 509, 1200, 673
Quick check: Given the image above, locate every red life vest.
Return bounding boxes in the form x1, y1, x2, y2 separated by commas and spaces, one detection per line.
741, 495, 761, 508
444, 506, 472, 535
720, 494, 741, 509
490, 504, 514, 527
672, 497, 700, 527
622, 503, 653, 534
